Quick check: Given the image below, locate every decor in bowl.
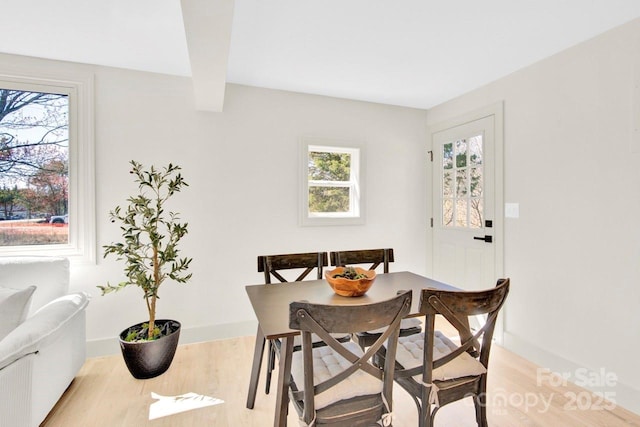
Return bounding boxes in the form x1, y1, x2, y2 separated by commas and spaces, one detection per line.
325, 266, 376, 297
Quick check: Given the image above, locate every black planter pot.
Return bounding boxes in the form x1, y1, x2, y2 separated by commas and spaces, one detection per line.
119, 319, 181, 379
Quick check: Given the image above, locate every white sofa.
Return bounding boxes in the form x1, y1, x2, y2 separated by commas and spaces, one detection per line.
0, 256, 90, 427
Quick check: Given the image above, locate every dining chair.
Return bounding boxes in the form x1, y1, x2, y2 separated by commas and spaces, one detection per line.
329, 248, 422, 349
288, 290, 412, 426
256, 252, 349, 395
388, 278, 510, 427
330, 248, 395, 273
259, 252, 327, 284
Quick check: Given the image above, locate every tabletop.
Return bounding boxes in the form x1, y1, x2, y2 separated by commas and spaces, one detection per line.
245, 271, 457, 340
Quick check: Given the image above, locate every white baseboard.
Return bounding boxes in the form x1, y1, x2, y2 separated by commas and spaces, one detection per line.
86, 320, 258, 358
503, 331, 640, 416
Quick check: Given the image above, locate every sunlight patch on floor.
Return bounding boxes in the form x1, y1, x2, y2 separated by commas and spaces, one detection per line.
149, 392, 224, 420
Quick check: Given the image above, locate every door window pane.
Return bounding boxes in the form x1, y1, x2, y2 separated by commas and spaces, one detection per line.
443, 142, 453, 169
456, 199, 468, 227
455, 139, 467, 168
443, 198, 453, 226
443, 171, 453, 197
470, 167, 483, 197
456, 169, 468, 197
470, 198, 483, 229
469, 135, 483, 165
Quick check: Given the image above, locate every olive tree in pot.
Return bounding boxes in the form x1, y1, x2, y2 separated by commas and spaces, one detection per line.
99, 160, 192, 379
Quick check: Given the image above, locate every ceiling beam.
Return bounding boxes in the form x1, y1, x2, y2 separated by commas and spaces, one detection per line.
180, 0, 234, 112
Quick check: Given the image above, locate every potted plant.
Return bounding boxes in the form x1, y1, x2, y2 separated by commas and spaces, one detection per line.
99, 160, 193, 379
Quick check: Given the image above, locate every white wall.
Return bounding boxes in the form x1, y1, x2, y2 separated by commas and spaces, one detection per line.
88, 79, 430, 351
0, 53, 429, 353
427, 18, 640, 413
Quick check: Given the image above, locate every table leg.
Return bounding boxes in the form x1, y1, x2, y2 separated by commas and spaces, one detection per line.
246, 325, 266, 409
274, 336, 294, 427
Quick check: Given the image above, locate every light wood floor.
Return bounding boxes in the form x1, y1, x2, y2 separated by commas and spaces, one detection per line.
42, 335, 640, 427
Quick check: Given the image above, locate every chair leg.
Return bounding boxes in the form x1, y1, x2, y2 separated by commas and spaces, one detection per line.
419, 401, 432, 427
429, 406, 439, 427
410, 394, 421, 415
265, 340, 275, 394
475, 375, 489, 426
474, 393, 488, 427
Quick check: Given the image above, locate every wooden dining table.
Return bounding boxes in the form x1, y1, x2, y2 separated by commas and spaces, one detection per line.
244, 271, 458, 427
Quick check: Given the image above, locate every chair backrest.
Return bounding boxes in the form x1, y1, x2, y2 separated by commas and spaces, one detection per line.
329, 248, 394, 273
257, 252, 328, 283
289, 290, 412, 425
419, 278, 510, 383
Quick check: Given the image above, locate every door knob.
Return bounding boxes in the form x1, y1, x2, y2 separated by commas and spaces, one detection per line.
473, 235, 493, 243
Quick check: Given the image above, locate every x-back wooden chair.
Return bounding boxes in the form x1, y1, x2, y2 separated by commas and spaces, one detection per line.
255, 252, 350, 395
288, 290, 412, 426
259, 252, 327, 284
329, 248, 422, 349
330, 248, 395, 273
390, 278, 510, 427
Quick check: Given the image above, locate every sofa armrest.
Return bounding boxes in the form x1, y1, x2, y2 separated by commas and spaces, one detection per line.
0, 292, 90, 370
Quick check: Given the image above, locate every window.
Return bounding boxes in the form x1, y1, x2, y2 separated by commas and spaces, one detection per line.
441, 134, 484, 229
300, 138, 364, 226
0, 73, 95, 262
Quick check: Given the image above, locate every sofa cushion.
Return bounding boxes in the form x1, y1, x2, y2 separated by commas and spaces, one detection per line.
0, 286, 36, 341
0, 292, 89, 370
0, 256, 69, 315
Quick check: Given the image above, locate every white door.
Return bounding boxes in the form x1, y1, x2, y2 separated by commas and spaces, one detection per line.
430, 104, 503, 291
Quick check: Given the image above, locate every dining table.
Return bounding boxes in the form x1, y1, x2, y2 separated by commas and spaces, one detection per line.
244, 270, 459, 427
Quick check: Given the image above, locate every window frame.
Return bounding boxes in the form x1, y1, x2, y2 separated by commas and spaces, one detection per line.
0, 72, 96, 263
299, 138, 365, 226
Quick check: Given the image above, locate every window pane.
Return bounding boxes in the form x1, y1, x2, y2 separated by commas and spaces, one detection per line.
455, 139, 467, 168
443, 142, 453, 169
469, 135, 483, 165
456, 199, 468, 227
456, 169, 468, 197
308, 151, 350, 181
442, 198, 453, 227
470, 198, 483, 229
443, 171, 453, 197
309, 186, 350, 213
0, 89, 69, 246
470, 167, 483, 197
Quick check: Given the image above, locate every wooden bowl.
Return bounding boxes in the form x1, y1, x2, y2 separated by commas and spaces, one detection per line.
325, 267, 376, 297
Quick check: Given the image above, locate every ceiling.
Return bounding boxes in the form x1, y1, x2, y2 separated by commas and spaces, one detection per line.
2, 0, 640, 111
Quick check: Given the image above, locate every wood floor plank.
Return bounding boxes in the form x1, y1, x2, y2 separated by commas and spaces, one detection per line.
41, 335, 640, 426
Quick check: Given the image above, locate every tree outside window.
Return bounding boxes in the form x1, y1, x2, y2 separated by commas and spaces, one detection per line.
0, 88, 70, 246
308, 150, 351, 213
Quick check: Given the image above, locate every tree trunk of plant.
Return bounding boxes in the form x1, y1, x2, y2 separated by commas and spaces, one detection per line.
149, 245, 160, 340
149, 295, 156, 340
